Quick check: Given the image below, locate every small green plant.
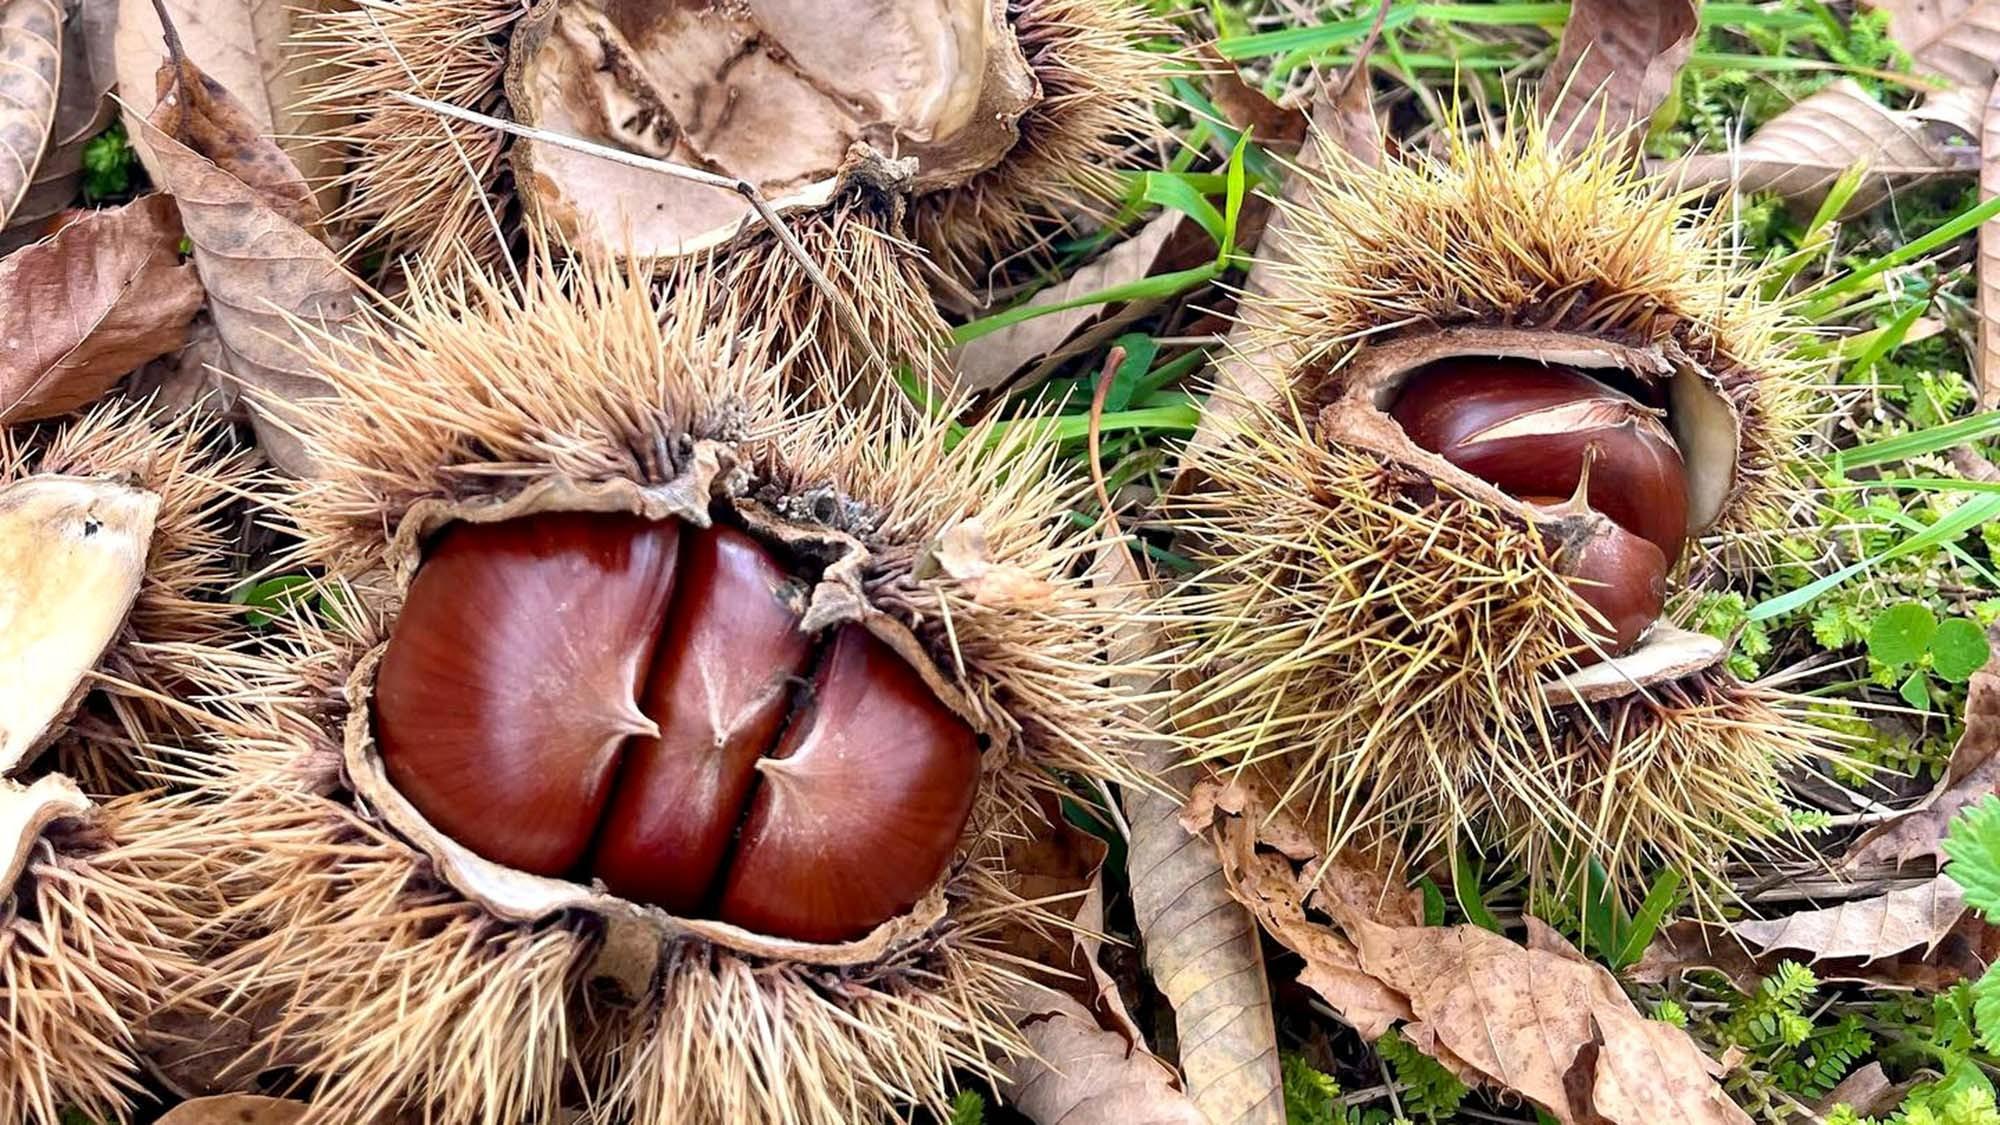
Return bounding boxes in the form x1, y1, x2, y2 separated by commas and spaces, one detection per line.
946, 1089, 985, 1125
1377, 1029, 1468, 1121
1868, 602, 1991, 711
81, 123, 138, 202
1280, 1054, 1400, 1125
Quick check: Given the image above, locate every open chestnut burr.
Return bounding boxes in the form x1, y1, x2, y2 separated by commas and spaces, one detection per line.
375, 511, 982, 944
1390, 356, 1689, 659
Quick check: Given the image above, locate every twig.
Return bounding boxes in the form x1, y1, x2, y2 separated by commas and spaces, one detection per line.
1089, 344, 1128, 543
384, 90, 889, 374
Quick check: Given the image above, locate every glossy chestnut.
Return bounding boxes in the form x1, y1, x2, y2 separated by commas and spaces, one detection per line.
1521, 497, 1668, 655
373, 510, 984, 944
1390, 357, 1690, 564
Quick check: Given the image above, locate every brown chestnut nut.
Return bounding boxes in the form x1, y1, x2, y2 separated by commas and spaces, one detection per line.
1522, 497, 1668, 656
715, 623, 982, 944
375, 512, 681, 876
373, 512, 985, 944
591, 526, 815, 914
1390, 358, 1690, 564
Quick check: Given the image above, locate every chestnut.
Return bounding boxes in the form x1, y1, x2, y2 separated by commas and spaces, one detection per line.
1390, 357, 1690, 564
375, 512, 681, 876
591, 525, 815, 915
373, 510, 984, 944
715, 624, 982, 943
1522, 497, 1668, 655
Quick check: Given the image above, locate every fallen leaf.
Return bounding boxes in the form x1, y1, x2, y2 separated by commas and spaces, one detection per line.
1, 0, 116, 244
1844, 663, 2000, 869
1632, 902, 2000, 993
1662, 80, 1981, 218
147, 15, 317, 227
156, 1095, 310, 1125
950, 213, 1193, 395
0, 476, 158, 774
0, 193, 204, 421
136, 85, 352, 475
1732, 876, 1969, 962
0, 0, 63, 229
999, 991, 1208, 1125
1867, 0, 2000, 89
1098, 545, 1285, 1125
1538, 0, 1699, 154
113, 0, 347, 216
931, 518, 1060, 608
1983, 75, 2000, 408
1197, 44, 1306, 153
1335, 911, 1751, 1124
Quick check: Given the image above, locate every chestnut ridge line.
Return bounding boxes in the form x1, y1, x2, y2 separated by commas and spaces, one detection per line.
386, 91, 892, 375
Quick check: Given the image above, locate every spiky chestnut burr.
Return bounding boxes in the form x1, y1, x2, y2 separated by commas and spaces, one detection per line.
297, 0, 1173, 393
1162, 119, 1838, 907
162, 256, 1151, 1125
0, 404, 261, 1124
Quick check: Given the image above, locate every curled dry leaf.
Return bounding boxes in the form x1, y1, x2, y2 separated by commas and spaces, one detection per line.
1731, 877, 1971, 962
0, 0, 62, 229
0, 193, 204, 422
0, 476, 159, 773
1867, 0, 2000, 89
2, 0, 115, 245
1098, 545, 1285, 1125
1632, 907, 2000, 993
156, 1095, 310, 1125
1538, 0, 1698, 155
1196, 43, 1306, 154
1001, 991, 1208, 1125
113, 0, 347, 215
1814, 1062, 1915, 1118
1845, 664, 2000, 869
1663, 80, 1981, 218
929, 518, 1059, 608
997, 791, 1210, 1125
1333, 911, 1751, 1125
505, 0, 1036, 259
0, 774, 90, 900
136, 75, 352, 476
148, 29, 318, 228
952, 213, 1192, 395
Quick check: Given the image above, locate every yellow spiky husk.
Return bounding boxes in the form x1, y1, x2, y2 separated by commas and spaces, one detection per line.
170, 255, 1151, 1125
0, 792, 221, 1125
1161, 120, 1837, 903
0, 405, 261, 1124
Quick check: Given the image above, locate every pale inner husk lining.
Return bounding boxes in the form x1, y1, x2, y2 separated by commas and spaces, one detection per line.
343, 452, 995, 968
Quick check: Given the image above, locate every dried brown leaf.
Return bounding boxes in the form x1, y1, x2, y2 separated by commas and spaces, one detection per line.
1099, 545, 1284, 1125
113, 0, 347, 216
1814, 1062, 1914, 1118
1632, 901, 2000, 993
0, 0, 62, 228
157, 1095, 310, 1125
135, 98, 351, 475
1000, 992, 1208, 1125
1732, 876, 1970, 962
1664, 80, 1981, 217
1868, 0, 2000, 89
1982, 75, 2000, 408
0, 194, 203, 421
1538, 0, 1698, 155
1197, 44, 1305, 154
147, 30, 318, 228
1336, 911, 1749, 1124
952, 213, 1192, 395
1845, 664, 2000, 869
1, 0, 115, 245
